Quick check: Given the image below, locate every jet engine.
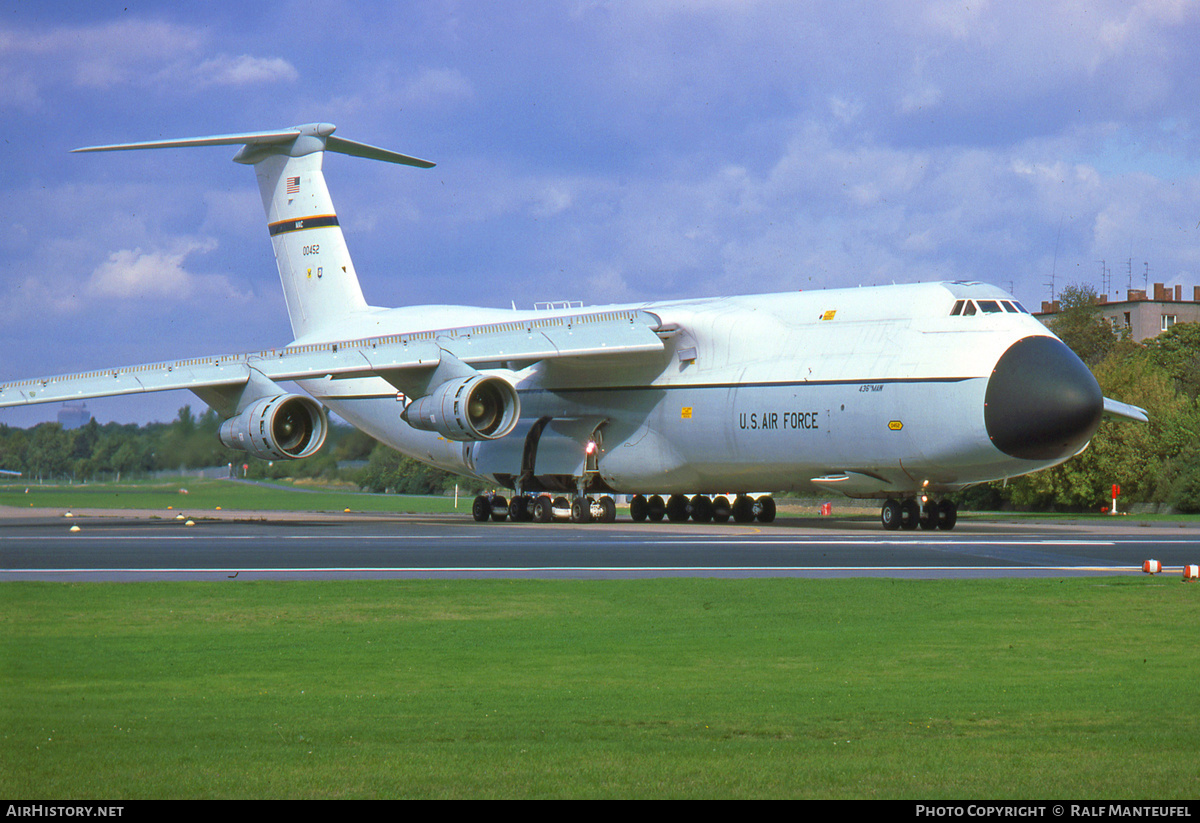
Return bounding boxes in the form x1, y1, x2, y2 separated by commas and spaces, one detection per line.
218, 394, 328, 460
401, 374, 520, 441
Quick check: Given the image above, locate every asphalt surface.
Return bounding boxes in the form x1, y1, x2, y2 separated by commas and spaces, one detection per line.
2, 506, 1198, 580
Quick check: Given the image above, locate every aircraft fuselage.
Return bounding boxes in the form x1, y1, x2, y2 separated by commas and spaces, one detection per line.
306, 280, 1099, 501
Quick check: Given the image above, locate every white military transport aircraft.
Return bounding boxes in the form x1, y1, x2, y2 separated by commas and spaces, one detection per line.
0, 123, 1148, 530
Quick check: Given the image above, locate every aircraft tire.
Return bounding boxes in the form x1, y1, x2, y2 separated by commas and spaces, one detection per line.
510, 496, 530, 522
629, 494, 648, 522
472, 495, 492, 523
599, 495, 617, 523
647, 495, 666, 522
919, 501, 938, 530
754, 496, 776, 523
690, 494, 713, 522
732, 495, 755, 523
937, 500, 958, 531
571, 496, 592, 524
712, 495, 732, 522
490, 495, 509, 522
880, 498, 901, 530
900, 499, 920, 530
533, 496, 553, 523
666, 494, 689, 522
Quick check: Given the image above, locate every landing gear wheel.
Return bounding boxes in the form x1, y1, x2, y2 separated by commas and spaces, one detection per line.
472, 495, 492, 523
490, 495, 509, 522
598, 495, 617, 523
533, 496, 553, 523
666, 494, 689, 522
754, 496, 776, 523
690, 494, 714, 523
647, 495, 666, 522
936, 499, 958, 531
629, 494, 648, 522
509, 496, 530, 522
900, 499, 919, 531
732, 495, 755, 523
712, 495, 732, 523
919, 500, 938, 531
880, 498, 901, 531
570, 496, 592, 524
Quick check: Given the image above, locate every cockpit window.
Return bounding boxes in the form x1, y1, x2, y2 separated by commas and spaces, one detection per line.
1012, 302, 1029, 313
950, 300, 965, 316
1001, 301, 1018, 312
977, 300, 1002, 313
962, 301, 977, 316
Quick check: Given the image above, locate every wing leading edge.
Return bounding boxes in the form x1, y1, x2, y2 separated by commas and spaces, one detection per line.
0, 309, 665, 412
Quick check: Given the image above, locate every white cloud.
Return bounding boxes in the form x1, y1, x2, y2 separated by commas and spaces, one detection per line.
190, 54, 299, 88
85, 238, 251, 305
0, 18, 294, 107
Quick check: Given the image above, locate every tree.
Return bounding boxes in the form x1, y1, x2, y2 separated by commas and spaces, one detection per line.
1145, 321, 1200, 400
1001, 346, 1198, 510
1045, 283, 1120, 366
356, 442, 481, 495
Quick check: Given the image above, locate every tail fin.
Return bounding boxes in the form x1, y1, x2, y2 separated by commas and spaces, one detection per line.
74, 123, 434, 340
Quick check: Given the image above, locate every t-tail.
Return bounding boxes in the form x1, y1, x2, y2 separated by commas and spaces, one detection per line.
74, 123, 434, 340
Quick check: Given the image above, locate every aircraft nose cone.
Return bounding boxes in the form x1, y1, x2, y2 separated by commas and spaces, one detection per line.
984, 336, 1103, 461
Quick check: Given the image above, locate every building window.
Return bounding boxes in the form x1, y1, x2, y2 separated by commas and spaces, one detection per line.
1161, 315, 1176, 331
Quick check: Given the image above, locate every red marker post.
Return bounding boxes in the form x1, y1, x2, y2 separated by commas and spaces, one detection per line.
1111, 484, 1121, 515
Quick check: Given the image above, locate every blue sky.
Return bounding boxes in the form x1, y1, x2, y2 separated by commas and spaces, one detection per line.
3, 1, 1199, 426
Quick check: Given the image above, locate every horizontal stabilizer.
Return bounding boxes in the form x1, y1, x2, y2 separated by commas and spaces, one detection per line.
326, 135, 435, 168
1102, 397, 1149, 423
73, 123, 434, 168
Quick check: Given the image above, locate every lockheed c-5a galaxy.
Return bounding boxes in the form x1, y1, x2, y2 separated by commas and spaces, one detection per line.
0, 124, 1148, 530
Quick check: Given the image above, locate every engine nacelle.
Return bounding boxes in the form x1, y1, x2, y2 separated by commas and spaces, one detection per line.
401, 374, 520, 441
218, 394, 328, 460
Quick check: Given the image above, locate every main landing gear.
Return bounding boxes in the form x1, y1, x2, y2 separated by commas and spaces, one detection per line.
629, 494, 776, 524
471, 493, 778, 525
879, 497, 957, 531
472, 493, 619, 524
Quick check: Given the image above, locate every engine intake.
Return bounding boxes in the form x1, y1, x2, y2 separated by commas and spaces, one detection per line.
401, 374, 520, 441
218, 394, 328, 460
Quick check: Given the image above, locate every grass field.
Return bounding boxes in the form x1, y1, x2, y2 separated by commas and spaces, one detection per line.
1, 577, 1198, 799
0, 478, 468, 515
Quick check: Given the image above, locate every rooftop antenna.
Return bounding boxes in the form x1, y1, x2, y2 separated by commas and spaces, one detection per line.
1096, 259, 1109, 296
1046, 215, 1065, 302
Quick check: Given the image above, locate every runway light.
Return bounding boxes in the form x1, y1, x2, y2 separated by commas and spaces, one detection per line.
1143, 560, 1162, 574
1184, 565, 1199, 582
69, 525, 80, 533
185, 519, 195, 527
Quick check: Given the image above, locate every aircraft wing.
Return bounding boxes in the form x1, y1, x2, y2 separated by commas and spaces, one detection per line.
0, 309, 665, 410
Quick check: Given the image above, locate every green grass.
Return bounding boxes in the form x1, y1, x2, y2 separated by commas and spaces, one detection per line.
2, 578, 1198, 799
0, 479, 468, 514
